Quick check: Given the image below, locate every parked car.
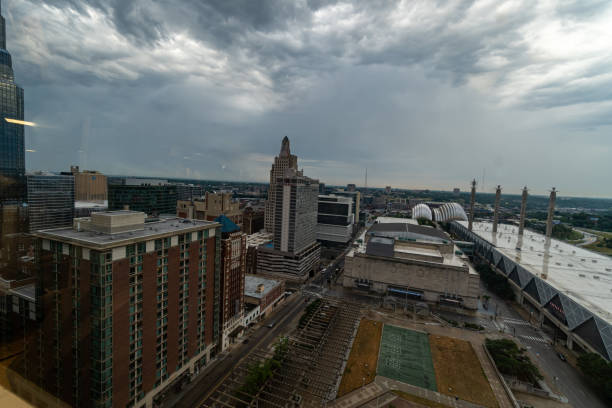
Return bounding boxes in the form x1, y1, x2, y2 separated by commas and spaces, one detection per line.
557, 352, 567, 362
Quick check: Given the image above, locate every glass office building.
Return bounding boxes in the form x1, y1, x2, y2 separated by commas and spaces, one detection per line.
0, 3, 25, 203
108, 183, 178, 215
26, 173, 75, 232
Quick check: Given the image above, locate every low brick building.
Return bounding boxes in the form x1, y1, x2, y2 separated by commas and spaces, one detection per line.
244, 275, 285, 319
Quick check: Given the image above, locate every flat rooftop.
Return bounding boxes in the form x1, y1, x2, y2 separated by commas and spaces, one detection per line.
244, 275, 281, 299
375, 217, 418, 225
35, 216, 219, 249
368, 222, 450, 242
461, 221, 612, 324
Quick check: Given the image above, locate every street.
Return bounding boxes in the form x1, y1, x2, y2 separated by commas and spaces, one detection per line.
169, 294, 307, 408
443, 281, 608, 408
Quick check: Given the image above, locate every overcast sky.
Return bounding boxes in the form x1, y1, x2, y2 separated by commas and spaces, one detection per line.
6, 0, 612, 197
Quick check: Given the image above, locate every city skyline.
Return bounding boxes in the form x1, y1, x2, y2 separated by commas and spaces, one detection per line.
6, 0, 612, 197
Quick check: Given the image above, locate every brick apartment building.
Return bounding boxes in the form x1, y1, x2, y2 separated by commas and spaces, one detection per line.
28, 211, 221, 408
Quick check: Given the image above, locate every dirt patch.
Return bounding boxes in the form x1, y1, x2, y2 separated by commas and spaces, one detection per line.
429, 335, 498, 408
392, 390, 451, 407
337, 319, 383, 397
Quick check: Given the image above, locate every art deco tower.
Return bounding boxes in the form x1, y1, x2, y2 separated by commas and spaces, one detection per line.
264, 136, 297, 233
0, 1, 25, 202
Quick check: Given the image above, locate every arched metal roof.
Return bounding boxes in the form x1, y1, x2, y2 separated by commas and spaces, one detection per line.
411, 203, 432, 221
432, 202, 468, 222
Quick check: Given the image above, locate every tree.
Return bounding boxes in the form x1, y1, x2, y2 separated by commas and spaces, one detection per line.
577, 353, 612, 403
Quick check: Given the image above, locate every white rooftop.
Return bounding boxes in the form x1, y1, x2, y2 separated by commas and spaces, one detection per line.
461, 221, 612, 324
375, 216, 418, 225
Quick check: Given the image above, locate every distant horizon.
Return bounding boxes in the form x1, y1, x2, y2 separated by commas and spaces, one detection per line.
69, 171, 612, 202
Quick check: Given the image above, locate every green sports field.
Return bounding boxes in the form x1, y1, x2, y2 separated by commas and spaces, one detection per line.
377, 324, 437, 391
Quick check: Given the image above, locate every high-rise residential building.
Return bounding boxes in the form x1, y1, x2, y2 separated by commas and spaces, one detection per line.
317, 194, 354, 244
257, 165, 320, 282
64, 165, 108, 202
346, 184, 356, 192
26, 172, 75, 232
264, 136, 297, 233
214, 215, 246, 350
0, 1, 25, 203
108, 178, 178, 215
29, 212, 221, 408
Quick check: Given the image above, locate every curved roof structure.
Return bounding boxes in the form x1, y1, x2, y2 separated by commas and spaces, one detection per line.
452, 221, 612, 361
432, 202, 467, 222
411, 203, 432, 221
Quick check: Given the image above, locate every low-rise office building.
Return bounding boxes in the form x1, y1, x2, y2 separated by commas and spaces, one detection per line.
65, 165, 107, 202
177, 192, 242, 228
343, 220, 479, 310
316, 194, 354, 244
244, 275, 285, 319
108, 178, 178, 215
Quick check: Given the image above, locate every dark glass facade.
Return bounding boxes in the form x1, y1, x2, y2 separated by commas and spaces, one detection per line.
108, 184, 178, 215
26, 174, 75, 232
0, 8, 25, 203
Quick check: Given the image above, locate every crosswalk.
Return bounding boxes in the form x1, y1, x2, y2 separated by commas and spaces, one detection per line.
519, 334, 549, 344
503, 317, 531, 326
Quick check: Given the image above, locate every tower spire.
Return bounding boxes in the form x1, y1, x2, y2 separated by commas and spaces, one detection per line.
280, 136, 290, 156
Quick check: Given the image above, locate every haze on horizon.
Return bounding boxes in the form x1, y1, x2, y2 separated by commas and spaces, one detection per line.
7, 0, 612, 198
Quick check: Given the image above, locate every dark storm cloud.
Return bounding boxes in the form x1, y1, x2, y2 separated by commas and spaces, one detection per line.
5, 0, 612, 196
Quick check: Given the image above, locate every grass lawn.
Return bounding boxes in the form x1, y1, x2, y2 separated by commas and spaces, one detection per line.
429, 336, 498, 408
337, 319, 383, 397
584, 241, 612, 256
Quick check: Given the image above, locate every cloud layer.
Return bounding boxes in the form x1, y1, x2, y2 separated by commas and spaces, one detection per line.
6, 0, 612, 196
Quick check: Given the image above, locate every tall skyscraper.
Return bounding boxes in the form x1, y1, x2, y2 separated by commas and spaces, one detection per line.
264, 136, 297, 233
258, 140, 320, 282
272, 168, 319, 254
0, 1, 25, 203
